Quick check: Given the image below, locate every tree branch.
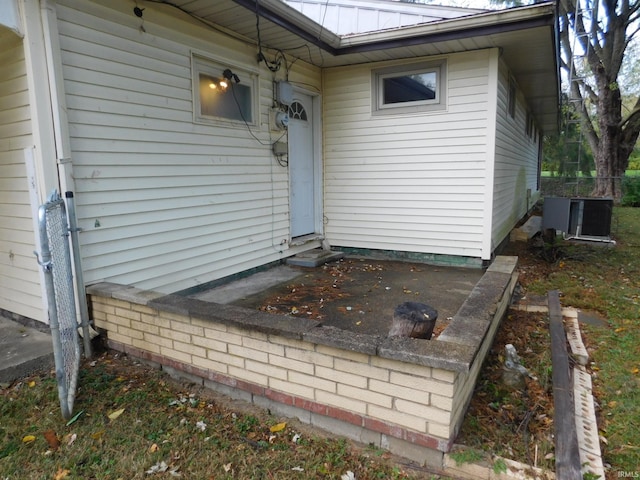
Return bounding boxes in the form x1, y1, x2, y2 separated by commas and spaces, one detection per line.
619, 100, 640, 129
583, 81, 599, 105
619, 103, 640, 165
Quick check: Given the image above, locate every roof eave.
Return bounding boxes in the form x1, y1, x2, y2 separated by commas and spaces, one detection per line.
232, 0, 342, 51
336, 3, 556, 53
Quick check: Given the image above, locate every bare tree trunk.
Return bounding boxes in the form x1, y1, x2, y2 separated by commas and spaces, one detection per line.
592, 77, 626, 201
557, 0, 640, 204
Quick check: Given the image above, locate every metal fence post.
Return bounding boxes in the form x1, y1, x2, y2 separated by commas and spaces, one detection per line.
65, 191, 92, 358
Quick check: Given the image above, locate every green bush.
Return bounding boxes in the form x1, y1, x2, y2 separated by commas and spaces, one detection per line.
622, 176, 640, 206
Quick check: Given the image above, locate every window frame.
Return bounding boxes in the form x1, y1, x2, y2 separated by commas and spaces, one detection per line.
192, 53, 259, 127
508, 76, 517, 119
371, 60, 447, 116
525, 111, 534, 138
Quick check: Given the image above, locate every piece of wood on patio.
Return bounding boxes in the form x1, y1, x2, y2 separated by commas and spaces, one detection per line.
388, 302, 438, 339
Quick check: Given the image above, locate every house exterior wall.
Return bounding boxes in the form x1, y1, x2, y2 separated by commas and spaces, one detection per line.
322, 50, 492, 263
55, 0, 321, 294
0, 30, 45, 322
491, 59, 542, 250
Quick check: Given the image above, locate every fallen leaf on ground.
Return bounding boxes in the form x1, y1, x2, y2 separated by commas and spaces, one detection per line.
108, 408, 125, 421
53, 468, 70, 480
22, 435, 36, 444
146, 461, 169, 474
149, 443, 159, 452
270, 422, 287, 433
43, 430, 60, 451
65, 433, 77, 446
223, 463, 232, 472
28, 380, 36, 388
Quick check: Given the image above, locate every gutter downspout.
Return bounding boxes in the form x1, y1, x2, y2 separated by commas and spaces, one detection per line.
36, 0, 93, 356
482, 48, 500, 262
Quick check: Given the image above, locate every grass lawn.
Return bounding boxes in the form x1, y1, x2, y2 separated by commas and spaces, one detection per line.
0, 353, 441, 479
514, 206, 640, 476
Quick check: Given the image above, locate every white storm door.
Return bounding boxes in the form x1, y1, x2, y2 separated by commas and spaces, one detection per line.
289, 93, 316, 238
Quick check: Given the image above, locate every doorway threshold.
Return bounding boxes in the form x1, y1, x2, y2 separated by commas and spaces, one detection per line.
289, 233, 324, 246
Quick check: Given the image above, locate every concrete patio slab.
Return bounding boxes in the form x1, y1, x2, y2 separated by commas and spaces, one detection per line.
0, 314, 53, 384
187, 256, 484, 338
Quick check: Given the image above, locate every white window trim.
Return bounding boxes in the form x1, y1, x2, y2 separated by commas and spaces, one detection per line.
191, 53, 260, 127
507, 75, 517, 120
371, 60, 447, 116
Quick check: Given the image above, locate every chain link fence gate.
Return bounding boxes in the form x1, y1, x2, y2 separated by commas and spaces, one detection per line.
35, 191, 81, 420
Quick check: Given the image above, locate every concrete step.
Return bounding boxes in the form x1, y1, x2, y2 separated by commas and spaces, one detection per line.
285, 249, 345, 267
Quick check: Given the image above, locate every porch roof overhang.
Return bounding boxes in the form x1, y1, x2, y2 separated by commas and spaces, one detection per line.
170, 0, 561, 134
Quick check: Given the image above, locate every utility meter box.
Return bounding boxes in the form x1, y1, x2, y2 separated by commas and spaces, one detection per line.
276, 81, 293, 106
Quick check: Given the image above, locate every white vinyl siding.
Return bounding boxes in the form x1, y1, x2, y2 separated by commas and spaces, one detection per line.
57, 0, 321, 293
0, 32, 44, 322
491, 59, 541, 248
323, 50, 491, 260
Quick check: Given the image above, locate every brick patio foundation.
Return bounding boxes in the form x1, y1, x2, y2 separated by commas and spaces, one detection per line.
87, 256, 517, 468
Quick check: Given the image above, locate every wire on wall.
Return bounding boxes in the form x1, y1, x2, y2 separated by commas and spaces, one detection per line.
142, 0, 324, 70
255, 0, 289, 74
138, 1, 292, 162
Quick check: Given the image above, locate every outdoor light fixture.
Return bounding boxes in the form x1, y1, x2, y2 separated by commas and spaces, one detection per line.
223, 68, 240, 84
207, 69, 240, 92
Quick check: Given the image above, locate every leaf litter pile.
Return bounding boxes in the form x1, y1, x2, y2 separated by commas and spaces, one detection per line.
455, 308, 555, 471
0, 352, 438, 479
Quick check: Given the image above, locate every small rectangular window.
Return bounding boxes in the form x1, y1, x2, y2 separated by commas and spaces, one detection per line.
193, 55, 257, 125
372, 60, 446, 115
